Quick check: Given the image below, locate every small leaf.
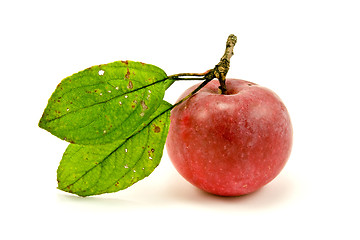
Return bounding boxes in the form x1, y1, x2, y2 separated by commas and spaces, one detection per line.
39, 60, 167, 145
57, 101, 171, 197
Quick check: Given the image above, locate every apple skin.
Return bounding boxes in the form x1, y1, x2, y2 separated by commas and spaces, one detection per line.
166, 79, 292, 196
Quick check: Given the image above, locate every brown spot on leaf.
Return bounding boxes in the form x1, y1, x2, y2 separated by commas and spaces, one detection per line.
148, 148, 155, 156
127, 80, 133, 89
121, 60, 129, 65
125, 68, 131, 79
140, 100, 148, 111
153, 125, 161, 133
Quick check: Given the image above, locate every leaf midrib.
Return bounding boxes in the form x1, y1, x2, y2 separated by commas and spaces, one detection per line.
43, 78, 167, 123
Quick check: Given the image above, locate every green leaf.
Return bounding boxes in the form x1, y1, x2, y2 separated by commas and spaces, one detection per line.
39, 60, 168, 145
57, 101, 171, 197
163, 78, 175, 90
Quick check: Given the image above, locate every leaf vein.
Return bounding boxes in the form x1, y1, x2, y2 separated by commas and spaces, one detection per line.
44, 78, 167, 123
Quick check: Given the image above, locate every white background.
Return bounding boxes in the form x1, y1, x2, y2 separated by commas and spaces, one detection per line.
1, 0, 360, 239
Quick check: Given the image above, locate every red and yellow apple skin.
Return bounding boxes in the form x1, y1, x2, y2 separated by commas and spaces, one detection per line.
166, 79, 293, 196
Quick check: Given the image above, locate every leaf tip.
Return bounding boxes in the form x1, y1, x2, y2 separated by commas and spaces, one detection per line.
38, 115, 47, 130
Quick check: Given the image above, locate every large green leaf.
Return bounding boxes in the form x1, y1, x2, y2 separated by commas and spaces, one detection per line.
57, 101, 171, 197
39, 60, 167, 145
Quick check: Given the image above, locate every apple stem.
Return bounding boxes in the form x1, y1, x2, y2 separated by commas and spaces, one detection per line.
205, 34, 237, 94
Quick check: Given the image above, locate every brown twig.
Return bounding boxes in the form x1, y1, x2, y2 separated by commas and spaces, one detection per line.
204, 34, 237, 94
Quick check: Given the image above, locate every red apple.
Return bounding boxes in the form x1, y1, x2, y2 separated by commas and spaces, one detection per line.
166, 79, 292, 196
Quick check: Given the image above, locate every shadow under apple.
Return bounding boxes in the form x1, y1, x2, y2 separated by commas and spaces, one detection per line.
164, 172, 298, 212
